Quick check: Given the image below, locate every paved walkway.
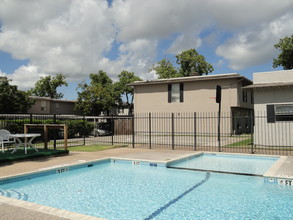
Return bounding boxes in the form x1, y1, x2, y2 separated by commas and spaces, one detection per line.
0, 147, 292, 220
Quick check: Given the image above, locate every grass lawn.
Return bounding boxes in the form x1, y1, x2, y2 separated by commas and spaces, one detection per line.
0, 149, 69, 163
225, 138, 252, 147
68, 144, 127, 152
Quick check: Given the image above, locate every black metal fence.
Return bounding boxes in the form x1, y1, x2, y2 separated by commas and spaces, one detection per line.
0, 112, 292, 156
133, 112, 293, 156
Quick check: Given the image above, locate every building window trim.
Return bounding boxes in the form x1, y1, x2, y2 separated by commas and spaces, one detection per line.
168, 83, 184, 103
267, 104, 293, 122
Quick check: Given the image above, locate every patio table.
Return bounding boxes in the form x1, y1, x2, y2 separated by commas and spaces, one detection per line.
11, 133, 41, 154
24, 124, 68, 150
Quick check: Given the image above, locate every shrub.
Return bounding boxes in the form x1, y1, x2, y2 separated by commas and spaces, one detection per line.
0, 119, 94, 139
64, 120, 94, 138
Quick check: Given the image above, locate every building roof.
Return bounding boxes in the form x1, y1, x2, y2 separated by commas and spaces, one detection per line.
128, 73, 252, 86
243, 82, 293, 89
29, 96, 76, 103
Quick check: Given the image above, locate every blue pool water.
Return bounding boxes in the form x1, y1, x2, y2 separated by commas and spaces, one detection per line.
0, 160, 292, 219
168, 153, 279, 175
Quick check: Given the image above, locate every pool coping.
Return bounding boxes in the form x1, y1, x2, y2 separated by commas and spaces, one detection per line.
0, 152, 292, 219
0, 195, 105, 220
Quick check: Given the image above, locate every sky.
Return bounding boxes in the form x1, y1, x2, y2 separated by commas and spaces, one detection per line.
0, 0, 292, 100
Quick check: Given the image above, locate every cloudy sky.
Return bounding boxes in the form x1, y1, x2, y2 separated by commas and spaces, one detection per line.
0, 0, 293, 100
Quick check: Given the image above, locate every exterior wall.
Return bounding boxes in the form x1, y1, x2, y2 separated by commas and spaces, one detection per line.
50, 101, 77, 115
134, 78, 253, 114
254, 86, 293, 146
133, 76, 253, 135
254, 70, 293, 83
28, 99, 51, 114
253, 70, 293, 147
28, 97, 78, 115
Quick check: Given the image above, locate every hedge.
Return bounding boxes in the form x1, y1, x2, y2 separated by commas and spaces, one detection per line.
0, 119, 94, 138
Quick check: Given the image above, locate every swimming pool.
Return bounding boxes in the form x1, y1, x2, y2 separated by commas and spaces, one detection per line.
168, 153, 279, 175
0, 159, 292, 219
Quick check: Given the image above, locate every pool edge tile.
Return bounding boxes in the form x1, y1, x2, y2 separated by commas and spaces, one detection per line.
0, 195, 105, 220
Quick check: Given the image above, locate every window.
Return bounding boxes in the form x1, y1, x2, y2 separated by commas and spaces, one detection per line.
168, 83, 183, 103
275, 104, 293, 121
55, 103, 60, 112
267, 104, 293, 123
41, 101, 47, 111
242, 90, 248, 103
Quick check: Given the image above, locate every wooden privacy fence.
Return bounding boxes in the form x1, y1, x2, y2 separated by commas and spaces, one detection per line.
114, 118, 133, 135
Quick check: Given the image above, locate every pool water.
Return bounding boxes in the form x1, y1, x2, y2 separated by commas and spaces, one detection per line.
0, 161, 292, 219
168, 153, 279, 175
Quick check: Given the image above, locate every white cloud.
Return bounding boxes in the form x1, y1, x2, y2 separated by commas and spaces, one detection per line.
0, 0, 115, 86
0, 0, 292, 92
7, 65, 46, 89
167, 33, 202, 55
207, 0, 293, 30
98, 39, 158, 80
0, 70, 6, 77
141, 70, 158, 81
216, 14, 293, 70
0, 0, 71, 31
111, 0, 207, 41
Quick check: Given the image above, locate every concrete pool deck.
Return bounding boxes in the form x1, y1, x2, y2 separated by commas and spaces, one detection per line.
0, 147, 292, 220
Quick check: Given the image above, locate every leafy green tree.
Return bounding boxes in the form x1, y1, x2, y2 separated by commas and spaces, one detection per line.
176, 49, 214, 76
29, 73, 68, 99
75, 70, 118, 115
0, 77, 33, 113
151, 59, 180, 79
152, 49, 213, 79
115, 70, 141, 115
273, 34, 293, 70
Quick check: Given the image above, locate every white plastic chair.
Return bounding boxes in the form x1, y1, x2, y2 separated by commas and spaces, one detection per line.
0, 129, 16, 153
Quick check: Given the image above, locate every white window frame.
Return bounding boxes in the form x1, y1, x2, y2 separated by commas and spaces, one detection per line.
171, 83, 180, 103
275, 104, 293, 121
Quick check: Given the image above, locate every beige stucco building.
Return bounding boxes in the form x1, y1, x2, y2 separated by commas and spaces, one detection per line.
28, 96, 79, 115
245, 70, 293, 147
129, 73, 253, 135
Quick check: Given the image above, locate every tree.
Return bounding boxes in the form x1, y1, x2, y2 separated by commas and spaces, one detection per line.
75, 71, 118, 115
0, 77, 33, 113
176, 49, 214, 76
115, 70, 141, 115
30, 73, 68, 99
273, 34, 293, 70
152, 49, 213, 79
151, 59, 180, 79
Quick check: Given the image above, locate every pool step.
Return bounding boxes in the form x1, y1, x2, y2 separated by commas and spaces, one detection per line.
0, 189, 29, 200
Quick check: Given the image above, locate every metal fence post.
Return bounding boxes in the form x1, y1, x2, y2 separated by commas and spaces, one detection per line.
251, 112, 254, 154
53, 114, 56, 150
132, 114, 135, 148
83, 115, 86, 146
111, 115, 114, 146
30, 113, 33, 124
194, 112, 197, 151
149, 113, 152, 149
218, 109, 221, 152
172, 113, 175, 150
